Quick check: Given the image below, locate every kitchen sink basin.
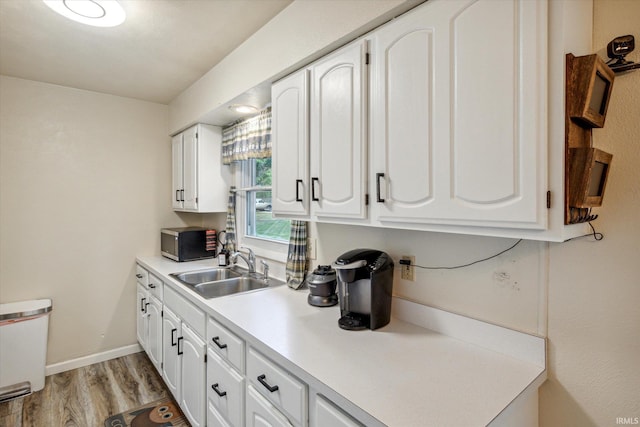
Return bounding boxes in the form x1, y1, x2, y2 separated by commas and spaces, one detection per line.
169, 266, 283, 299
171, 267, 241, 285
188, 276, 270, 299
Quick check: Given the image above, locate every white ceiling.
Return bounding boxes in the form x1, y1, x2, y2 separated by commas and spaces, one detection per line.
0, 0, 292, 104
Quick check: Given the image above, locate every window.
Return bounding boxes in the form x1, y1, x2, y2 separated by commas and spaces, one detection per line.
243, 158, 291, 243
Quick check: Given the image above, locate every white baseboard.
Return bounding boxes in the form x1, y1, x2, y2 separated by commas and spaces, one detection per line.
45, 343, 143, 376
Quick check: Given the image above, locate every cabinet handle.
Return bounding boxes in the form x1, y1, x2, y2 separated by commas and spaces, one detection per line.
171, 328, 177, 346
140, 297, 146, 312
175, 190, 180, 202
148, 283, 156, 289
311, 177, 319, 201
376, 173, 385, 203
177, 336, 183, 355
295, 179, 303, 202
136, 274, 143, 279
211, 336, 227, 349
211, 383, 227, 398
257, 374, 279, 393
180, 189, 185, 202
144, 302, 149, 314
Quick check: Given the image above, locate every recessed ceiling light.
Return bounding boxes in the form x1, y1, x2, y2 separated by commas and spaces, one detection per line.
229, 104, 259, 114
43, 0, 126, 27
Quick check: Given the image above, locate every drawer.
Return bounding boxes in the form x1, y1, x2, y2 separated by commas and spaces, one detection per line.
207, 348, 244, 427
163, 285, 205, 338
148, 272, 164, 300
135, 264, 149, 287
207, 317, 245, 373
247, 347, 307, 426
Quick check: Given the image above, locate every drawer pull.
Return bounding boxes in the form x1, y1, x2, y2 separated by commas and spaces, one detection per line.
376, 172, 385, 203
295, 179, 303, 202
257, 374, 279, 393
311, 177, 319, 201
211, 336, 227, 349
136, 274, 143, 279
148, 283, 156, 289
211, 383, 227, 397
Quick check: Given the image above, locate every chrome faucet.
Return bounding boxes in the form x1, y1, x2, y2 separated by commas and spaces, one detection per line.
231, 246, 256, 273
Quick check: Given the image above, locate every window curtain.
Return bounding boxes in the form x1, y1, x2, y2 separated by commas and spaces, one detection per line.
225, 187, 237, 253
222, 107, 272, 164
285, 220, 308, 290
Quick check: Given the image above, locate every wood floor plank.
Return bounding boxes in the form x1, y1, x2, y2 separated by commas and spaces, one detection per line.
0, 351, 171, 427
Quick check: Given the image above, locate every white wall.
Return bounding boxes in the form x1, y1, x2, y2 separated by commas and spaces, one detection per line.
0, 76, 222, 365
540, 1, 640, 425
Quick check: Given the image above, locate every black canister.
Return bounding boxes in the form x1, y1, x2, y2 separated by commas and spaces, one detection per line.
307, 265, 338, 307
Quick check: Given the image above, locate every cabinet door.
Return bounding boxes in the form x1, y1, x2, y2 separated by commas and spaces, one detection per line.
371, 0, 547, 229
444, 0, 547, 228
180, 324, 206, 427
313, 395, 362, 427
162, 306, 181, 401
136, 284, 148, 350
209, 400, 232, 427
146, 296, 162, 373
207, 348, 244, 427
182, 126, 199, 210
310, 40, 368, 220
172, 134, 184, 209
370, 1, 446, 222
246, 385, 294, 427
272, 69, 310, 217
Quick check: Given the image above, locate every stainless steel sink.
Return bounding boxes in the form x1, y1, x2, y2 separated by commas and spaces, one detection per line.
189, 276, 270, 299
169, 266, 283, 299
171, 267, 241, 286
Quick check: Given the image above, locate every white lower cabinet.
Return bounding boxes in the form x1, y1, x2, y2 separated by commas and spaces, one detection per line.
312, 395, 363, 427
207, 348, 244, 427
208, 399, 232, 427
136, 266, 163, 374
161, 288, 207, 427
247, 385, 294, 427
145, 295, 162, 372
247, 347, 307, 427
136, 284, 148, 351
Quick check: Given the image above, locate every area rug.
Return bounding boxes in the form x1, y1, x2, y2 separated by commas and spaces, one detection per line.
104, 397, 190, 427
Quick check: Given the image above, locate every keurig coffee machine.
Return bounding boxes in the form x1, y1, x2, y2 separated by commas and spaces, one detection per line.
332, 249, 394, 330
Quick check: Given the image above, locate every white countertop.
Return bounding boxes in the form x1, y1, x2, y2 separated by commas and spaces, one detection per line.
137, 255, 546, 427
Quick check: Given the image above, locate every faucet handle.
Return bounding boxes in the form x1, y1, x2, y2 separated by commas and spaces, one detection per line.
241, 246, 256, 262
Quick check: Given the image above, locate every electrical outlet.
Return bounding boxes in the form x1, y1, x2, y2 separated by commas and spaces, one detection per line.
401, 255, 415, 281
307, 238, 317, 260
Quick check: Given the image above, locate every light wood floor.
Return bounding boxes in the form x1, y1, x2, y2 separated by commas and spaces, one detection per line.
0, 351, 171, 427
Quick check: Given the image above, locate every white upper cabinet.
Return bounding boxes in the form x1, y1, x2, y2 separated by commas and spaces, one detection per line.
272, 69, 310, 217
310, 40, 368, 220
370, 0, 547, 229
172, 134, 184, 210
172, 123, 230, 213
272, 40, 368, 221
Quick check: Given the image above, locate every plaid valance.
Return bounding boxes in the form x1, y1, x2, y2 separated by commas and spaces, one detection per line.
222, 107, 272, 164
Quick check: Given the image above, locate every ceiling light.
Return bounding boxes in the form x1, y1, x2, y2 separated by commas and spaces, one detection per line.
43, 0, 126, 27
229, 104, 259, 114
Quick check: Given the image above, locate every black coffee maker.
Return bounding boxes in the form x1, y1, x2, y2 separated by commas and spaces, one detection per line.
332, 249, 394, 331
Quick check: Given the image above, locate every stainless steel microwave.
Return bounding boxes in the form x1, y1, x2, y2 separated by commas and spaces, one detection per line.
161, 227, 216, 262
